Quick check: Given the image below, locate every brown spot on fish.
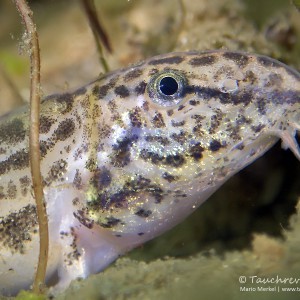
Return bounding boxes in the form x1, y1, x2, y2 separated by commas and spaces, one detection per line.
209, 139, 224, 152
46, 159, 68, 184
191, 114, 205, 122
19, 176, 31, 197
98, 123, 112, 139
110, 150, 130, 167
162, 172, 179, 182
90, 167, 112, 189
152, 112, 165, 128
226, 123, 241, 141
188, 55, 217, 66
171, 131, 188, 145
189, 99, 200, 106
177, 105, 185, 111
219, 90, 252, 106
0, 118, 26, 145
222, 52, 249, 67
115, 85, 130, 98
39, 116, 55, 134
52, 93, 74, 114
256, 97, 267, 115
256, 55, 281, 68
142, 100, 149, 111
107, 100, 117, 113
192, 124, 204, 137
74, 86, 87, 96
0, 205, 37, 254
124, 69, 143, 82
72, 197, 80, 206
110, 135, 138, 167
73, 169, 82, 190
91, 176, 164, 211
97, 77, 118, 99
188, 143, 205, 160
53, 119, 75, 141
135, 209, 152, 218
39, 140, 54, 158
7, 180, 17, 199
148, 56, 184, 65
0, 186, 4, 199
85, 158, 97, 172
243, 70, 258, 84
140, 149, 185, 168
73, 210, 94, 229
265, 73, 283, 87
145, 135, 170, 146
129, 107, 143, 128
236, 115, 252, 126
100, 217, 121, 228
173, 190, 187, 198
251, 124, 266, 133
167, 109, 174, 116
209, 109, 224, 134
135, 81, 147, 95
0, 149, 29, 175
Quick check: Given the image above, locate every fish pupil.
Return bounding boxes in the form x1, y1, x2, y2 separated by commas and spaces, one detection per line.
159, 76, 179, 96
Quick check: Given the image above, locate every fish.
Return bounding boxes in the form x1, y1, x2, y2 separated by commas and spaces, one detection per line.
0, 50, 299, 295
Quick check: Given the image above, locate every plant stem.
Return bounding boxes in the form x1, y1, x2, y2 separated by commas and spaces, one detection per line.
13, 0, 49, 294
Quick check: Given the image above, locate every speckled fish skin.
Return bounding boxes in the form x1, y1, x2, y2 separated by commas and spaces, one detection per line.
0, 50, 299, 295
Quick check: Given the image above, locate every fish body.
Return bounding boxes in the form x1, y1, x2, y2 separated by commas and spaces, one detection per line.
0, 50, 299, 295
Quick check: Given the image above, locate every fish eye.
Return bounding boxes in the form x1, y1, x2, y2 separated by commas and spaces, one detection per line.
147, 70, 187, 107
159, 76, 179, 96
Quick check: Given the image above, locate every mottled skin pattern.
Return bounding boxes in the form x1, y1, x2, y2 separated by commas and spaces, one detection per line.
0, 50, 299, 295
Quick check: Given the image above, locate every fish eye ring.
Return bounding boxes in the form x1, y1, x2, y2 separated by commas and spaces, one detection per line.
147, 70, 187, 107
